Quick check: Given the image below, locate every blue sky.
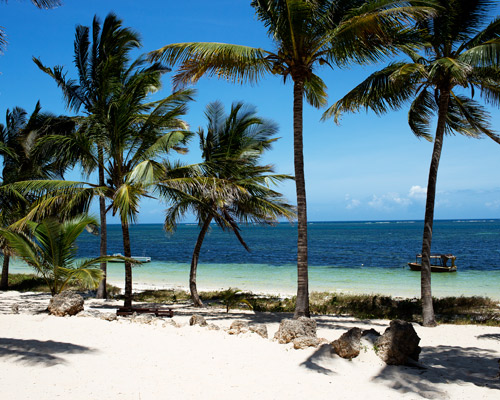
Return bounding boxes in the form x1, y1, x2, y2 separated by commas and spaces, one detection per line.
1, 0, 500, 223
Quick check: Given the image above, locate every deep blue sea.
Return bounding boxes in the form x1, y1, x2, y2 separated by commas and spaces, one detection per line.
10, 219, 500, 299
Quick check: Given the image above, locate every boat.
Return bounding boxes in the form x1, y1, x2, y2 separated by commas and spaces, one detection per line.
108, 253, 152, 263
408, 254, 457, 272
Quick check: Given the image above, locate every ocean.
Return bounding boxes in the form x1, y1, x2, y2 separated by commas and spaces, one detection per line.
9, 219, 500, 299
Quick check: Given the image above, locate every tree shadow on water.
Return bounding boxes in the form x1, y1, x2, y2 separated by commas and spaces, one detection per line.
0, 338, 95, 367
373, 345, 500, 398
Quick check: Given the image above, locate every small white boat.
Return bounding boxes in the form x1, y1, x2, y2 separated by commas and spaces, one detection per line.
108, 253, 152, 263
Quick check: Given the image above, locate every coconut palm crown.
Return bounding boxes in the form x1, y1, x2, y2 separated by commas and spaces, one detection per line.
149, 0, 434, 317
324, 0, 500, 326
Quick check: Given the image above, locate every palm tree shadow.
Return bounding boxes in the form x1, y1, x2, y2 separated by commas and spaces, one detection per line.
477, 333, 500, 341
373, 345, 500, 398
0, 338, 95, 366
300, 344, 337, 375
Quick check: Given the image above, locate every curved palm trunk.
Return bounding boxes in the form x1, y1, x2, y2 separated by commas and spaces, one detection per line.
0, 254, 10, 290
121, 220, 133, 308
190, 216, 212, 307
421, 88, 450, 327
96, 157, 108, 298
292, 78, 310, 318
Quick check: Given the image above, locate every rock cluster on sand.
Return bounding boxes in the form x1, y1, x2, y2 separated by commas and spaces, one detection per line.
227, 320, 268, 338
331, 320, 421, 365
48, 291, 84, 317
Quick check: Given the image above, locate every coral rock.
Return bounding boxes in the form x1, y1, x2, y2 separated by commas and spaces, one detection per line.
274, 317, 317, 344
375, 320, 421, 365
48, 291, 84, 317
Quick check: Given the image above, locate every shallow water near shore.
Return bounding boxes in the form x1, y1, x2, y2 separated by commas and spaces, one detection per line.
9, 219, 500, 300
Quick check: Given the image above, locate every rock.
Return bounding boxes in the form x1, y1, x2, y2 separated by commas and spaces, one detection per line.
163, 319, 179, 328
361, 328, 381, 344
375, 320, 421, 365
274, 317, 317, 344
207, 323, 220, 331
99, 312, 117, 322
76, 309, 101, 318
131, 314, 154, 324
293, 336, 325, 349
48, 291, 84, 317
331, 327, 363, 359
189, 315, 207, 327
249, 324, 268, 339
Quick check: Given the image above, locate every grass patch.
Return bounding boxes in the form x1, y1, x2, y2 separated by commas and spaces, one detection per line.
5, 273, 121, 297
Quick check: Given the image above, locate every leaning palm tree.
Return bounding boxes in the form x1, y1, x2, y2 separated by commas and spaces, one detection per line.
0, 0, 62, 54
149, 0, 432, 317
0, 215, 111, 296
0, 102, 74, 290
163, 101, 295, 307
324, 0, 500, 326
34, 13, 142, 299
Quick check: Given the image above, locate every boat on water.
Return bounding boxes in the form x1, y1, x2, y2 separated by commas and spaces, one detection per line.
108, 253, 152, 263
408, 254, 457, 272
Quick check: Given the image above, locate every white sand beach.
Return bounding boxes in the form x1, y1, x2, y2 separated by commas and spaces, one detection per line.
1, 291, 499, 400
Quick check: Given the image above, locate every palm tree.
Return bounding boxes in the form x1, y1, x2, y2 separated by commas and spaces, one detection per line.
0, 215, 110, 296
149, 0, 432, 317
33, 13, 142, 299
324, 0, 500, 326
0, 102, 74, 290
0, 0, 62, 54
163, 101, 295, 307
34, 54, 194, 307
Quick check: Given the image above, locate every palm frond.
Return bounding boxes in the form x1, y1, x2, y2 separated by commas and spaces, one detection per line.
149, 42, 272, 88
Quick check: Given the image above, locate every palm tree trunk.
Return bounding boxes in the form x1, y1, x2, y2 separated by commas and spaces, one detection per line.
190, 216, 212, 307
96, 153, 108, 299
421, 88, 450, 327
292, 78, 309, 318
0, 254, 10, 290
121, 220, 133, 308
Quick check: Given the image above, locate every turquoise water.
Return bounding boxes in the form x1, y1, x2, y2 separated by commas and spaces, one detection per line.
9, 220, 500, 300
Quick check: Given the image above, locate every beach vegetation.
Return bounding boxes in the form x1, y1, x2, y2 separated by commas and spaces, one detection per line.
162, 101, 295, 307
325, 0, 500, 327
0, 215, 113, 295
149, 0, 435, 319
6, 273, 121, 296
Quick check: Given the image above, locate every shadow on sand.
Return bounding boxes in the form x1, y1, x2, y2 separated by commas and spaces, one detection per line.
373, 345, 500, 398
0, 338, 95, 367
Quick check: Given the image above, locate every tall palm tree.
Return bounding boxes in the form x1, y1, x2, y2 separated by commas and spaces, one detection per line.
149, 0, 432, 317
0, 215, 110, 296
34, 13, 141, 299
0, 102, 74, 290
163, 101, 295, 307
34, 55, 194, 307
0, 0, 62, 54
324, 0, 500, 326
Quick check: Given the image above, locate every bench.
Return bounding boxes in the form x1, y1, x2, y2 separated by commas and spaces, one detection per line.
116, 306, 174, 318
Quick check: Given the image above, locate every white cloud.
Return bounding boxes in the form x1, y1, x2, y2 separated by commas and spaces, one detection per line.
368, 192, 411, 210
345, 194, 361, 209
485, 200, 500, 209
408, 185, 427, 200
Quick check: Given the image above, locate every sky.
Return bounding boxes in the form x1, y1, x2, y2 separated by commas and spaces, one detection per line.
1, 0, 500, 223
